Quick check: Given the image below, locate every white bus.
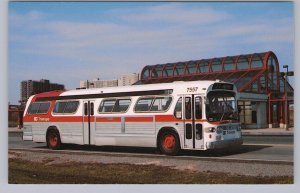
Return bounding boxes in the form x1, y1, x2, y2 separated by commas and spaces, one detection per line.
22, 80, 242, 155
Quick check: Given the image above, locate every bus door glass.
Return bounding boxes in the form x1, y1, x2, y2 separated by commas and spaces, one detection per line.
194, 96, 203, 149
183, 95, 203, 149
83, 100, 95, 145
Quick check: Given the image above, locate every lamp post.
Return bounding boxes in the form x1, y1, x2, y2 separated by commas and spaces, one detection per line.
283, 65, 288, 130
282, 65, 294, 130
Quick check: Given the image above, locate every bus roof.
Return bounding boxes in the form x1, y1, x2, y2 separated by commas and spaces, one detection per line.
61, 80, 223, 96
32, 80, 235, 102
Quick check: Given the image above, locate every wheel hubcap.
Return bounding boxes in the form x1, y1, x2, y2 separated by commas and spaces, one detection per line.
49, 134, 58, 147
163, 135, 175, 149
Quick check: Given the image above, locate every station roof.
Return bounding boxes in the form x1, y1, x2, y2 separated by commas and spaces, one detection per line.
140, 51, 293, 98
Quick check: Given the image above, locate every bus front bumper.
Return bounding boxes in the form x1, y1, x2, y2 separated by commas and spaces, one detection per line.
206, 138, 243, 149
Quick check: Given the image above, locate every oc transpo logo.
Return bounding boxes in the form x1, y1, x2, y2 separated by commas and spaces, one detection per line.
33, 117, 50, 122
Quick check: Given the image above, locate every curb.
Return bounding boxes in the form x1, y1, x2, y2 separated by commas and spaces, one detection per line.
242, 132, 293, 136
8, 129, 23, 133
8, 130, 23, 133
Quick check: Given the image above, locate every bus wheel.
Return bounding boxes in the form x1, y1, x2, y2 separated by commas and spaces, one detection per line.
159, 131, 180, 156
46, 129, 61, 150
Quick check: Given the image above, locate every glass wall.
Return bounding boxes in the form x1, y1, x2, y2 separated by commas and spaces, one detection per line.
238, 101, 257, 128
163, 64, 174, 77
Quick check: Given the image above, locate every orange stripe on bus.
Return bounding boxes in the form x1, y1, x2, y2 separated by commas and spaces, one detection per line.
24, 114, 234, 124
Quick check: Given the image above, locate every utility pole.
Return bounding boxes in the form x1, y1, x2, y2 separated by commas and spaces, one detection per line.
282, 65, 294, 131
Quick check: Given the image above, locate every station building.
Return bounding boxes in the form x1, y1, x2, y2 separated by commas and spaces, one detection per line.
139, 51, 294, 129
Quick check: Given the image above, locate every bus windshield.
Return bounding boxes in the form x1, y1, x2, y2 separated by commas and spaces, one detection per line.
206, 91, 238, 122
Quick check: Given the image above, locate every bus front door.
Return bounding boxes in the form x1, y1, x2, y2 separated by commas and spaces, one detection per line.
83, 100, 95, 145
183, 95, 204, 149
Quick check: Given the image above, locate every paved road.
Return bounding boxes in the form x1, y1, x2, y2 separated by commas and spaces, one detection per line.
8, 132, 294, 162
243, 135, 293, 145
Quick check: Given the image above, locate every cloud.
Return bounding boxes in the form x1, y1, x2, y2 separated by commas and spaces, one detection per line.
207, 16, 294, 46
115, 4, 231, 26
9, 10, 45, 28
8, 3, 294, 103
9, 4, 293, 64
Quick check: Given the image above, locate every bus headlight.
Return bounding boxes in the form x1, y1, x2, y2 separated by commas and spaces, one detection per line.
205, 127, 216, 133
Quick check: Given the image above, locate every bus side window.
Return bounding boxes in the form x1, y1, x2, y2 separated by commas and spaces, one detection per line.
99, 100, 116, 112
135, 98, 154, 112
64, 101, 79, 113
27, 103, 40, 114
151, 97, 172, 111
27, 102, 51, 114
117, 99, 131, 112
38, 102, 51, 114
173, 97, 182, 119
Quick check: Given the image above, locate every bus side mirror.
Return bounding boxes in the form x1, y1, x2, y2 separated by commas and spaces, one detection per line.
238, 106, 241, 113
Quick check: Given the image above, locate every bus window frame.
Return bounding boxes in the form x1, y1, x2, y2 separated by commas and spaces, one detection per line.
97, 97, 132, 114
52, 100, 80, 115
173, 97, 183, 119
27, 101, 51, 115
134, 95, 173, 113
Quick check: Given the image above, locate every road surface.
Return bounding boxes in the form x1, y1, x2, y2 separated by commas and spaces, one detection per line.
8, 132, 293, 162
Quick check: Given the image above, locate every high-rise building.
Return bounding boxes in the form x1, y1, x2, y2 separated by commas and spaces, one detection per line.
118, 73, 140, 86
20, 79, 65, 103
80, 78, 118, 89
80, 74, 140, 89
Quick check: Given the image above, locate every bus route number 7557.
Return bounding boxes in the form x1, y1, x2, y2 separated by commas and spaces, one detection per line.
187, 87, 198, 93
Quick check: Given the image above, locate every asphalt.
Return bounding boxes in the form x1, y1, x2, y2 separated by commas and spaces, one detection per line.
8, 127, 294, 136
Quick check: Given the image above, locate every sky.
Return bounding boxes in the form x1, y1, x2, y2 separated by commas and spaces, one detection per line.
8, 1, 294, 104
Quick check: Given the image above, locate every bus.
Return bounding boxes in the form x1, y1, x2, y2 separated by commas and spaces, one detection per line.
22, 80, 243, 155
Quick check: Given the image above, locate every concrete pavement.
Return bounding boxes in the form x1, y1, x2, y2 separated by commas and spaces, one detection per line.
8, 127, 22, 133
241, 127, 294, 136
9, 127, 294, 136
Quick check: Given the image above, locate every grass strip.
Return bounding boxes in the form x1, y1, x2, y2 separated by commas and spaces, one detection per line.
9, 158, 293, 184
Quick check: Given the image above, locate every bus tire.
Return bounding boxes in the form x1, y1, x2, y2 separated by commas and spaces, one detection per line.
158, 130, 180, 156
46, 129, 62, 150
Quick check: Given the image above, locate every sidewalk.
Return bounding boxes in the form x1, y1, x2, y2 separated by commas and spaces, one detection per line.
242, 127, 294, 136
8, 127, 22, 133
9, 127, 294, 136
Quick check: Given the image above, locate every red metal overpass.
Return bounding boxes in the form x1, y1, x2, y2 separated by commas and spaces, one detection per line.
140, 51, 294, 127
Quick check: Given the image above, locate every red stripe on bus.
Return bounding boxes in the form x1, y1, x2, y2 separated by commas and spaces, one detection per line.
155, 115, 207, 122
24, 114, 236, 124
32, 90, 64, 102
24, 116, 83, 122
155, 115, 177, 122
51, 116, 82, 122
